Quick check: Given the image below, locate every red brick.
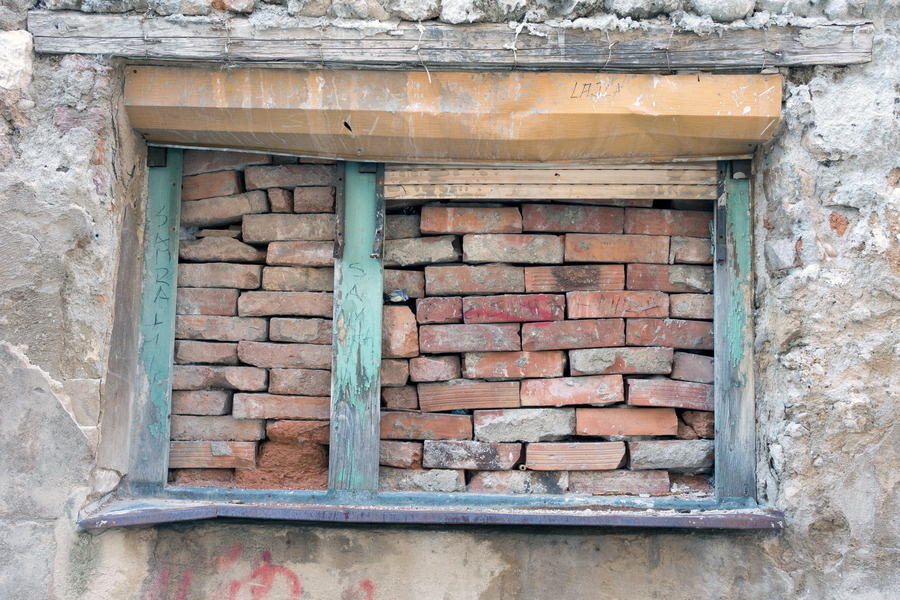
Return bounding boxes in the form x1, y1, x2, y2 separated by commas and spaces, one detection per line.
409, 355, 460, 382
380, 411, 472, 440
242, 214, 335, 243
176, 287, 238, 316
180, 191, 268, 227
627, 264, 713, 293
385, 214, 421, 240
418, 380, 520, 411
670, 473, 714, 494
524, 265, 625, 293
677, 417, 699, 439
382, 306, 418, 358
423, 440, 521, 470
420, 206, 522, 234
670, 236, 713, 264
237, 341, 332, 369
671, 352, 714, 384
462, 294, 565, 324
624, 208, 712, 237
169, 441, 257, 469
293, 186, 335, 213
520, 375, 624, 407
569, 347, 674, 376
266, 241, 334, 267
378, 467, 465, 492
467, 471, 568, 494
463, 351, 564, 380
425, 265, 524, 296
269, 317, 331, 344
525, 442, 626, 471
267, 188, 293, 213
626, 318, 714, 350
522, 319, 624, 351
179, 237, 266, 263
182, 170, 242, 201
380, 359, 410, 387
628, 439, 714, 473
232, 393, 330, 419
567, 291, 669, 319
575, 407, 678, 436
175, 315, 267, 342
171, 390, 232, 416
522, 204, 624, 233
415, 296, 463, 324
382, 385, 418, 410
262, 266, 334, 292
627, 378, 714, 411
244, 164, 336, 189
384, 270, 425, 299
232, 440, 327, 490
568, 470, 670, 495
182, 149, 271, 175
170, 415, 265, 441
177, 263, 262, 289
174, 340, 238, 365
172, 365, 267, 391
419, 324, 520, 353
384, 236, 460, 267
266, 420, 330, 444
463, 234, 564, 264
238, 291, 333, 317
669, 293, 714, 319
268, 368, 331, 396
171, 469, 235, 488
565, 234, 668, 264
380, 441, 423, 468
682, 410, 715, 438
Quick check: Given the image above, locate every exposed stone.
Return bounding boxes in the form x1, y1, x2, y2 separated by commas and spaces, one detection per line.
474, 408, 575, 442
688, 0, 754, 22
386, 0, 440, 21
605, 0, 681, 19
628, 440, 715, 474
378, 467, 465, 492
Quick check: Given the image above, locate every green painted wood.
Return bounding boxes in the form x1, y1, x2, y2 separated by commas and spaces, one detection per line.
714, 162, 756, 501
328, 162, 383, 492
130, 148, 183, 485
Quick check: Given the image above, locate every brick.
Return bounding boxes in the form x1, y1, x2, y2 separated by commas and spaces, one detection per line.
409, 355, 460, 382
180, 191, 268, 227
238, 291, 333, 317
266, 241, 334, 266
474, 408, 575, 442
525, 442, 626, 471
524, 265, 625, 293
669, 293, 714, 320
522, 319, 624, 351
627, 378, 714, 411
670, 473, 714, 494
522, 204, 624, 233
267, 188, 293, 213
232, 440, 328, 490
196, 228, 242, 239
293, 186, 335, 213
238, 341, 332, 369
182, 170, 242, 201
628, 440, 714, 473
419, 324, 520, 353
384, 269, 425, 299
677, 417, 700, 440
182, 149, 271, 175
169, 441, 257, 469
381, 386, 418, 411
418, 380, 519, 411
463, 351, 564, 380
627, 264, 713, 293
425, 265, 524, 296
176, 287, 238, 316
269, 317, 331, 344
175, 315, 267, 342
262, 266, 334, 292
567, 291, 669, 319
385, 214, 421, 239
575, 407, 678, 436
177, 263, 262, 289
565, 234, 668, 264
669, 236, 713, 264
232, 393, 330, 419
421, 206, 523, 234
381, 359, 410, 387
171, 469, 235, 488
671, 352, 714, 384
384, 236, 460, 267
626, 318, 714, 350
380, 411, 472, 440
463, 234, 564, 264
244, 164, 336, 189
171, 390, 232, 416
378, 467, 465, 492
382, 306, 418, 358
520, 375, 624, 407
172, 365, 267, 391
467, 471, 568, 494
462, 294, 565, 324
380, 441, 423, 468
569, 347, 674, 376
179, 237, 266, 264
680, 410, 715, 439
242, 214, 335, 243
174, 340, 238, 365
266, 420, 330, 444
423, 440, 521, 470
170, 415, 266, 441
568, 470, 670, 495
415, 296, 463, 324
268, 368, 331, 396
624, 208, 712, 237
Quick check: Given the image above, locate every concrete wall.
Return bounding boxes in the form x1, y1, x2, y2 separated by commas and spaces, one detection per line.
1, 0, 897, 598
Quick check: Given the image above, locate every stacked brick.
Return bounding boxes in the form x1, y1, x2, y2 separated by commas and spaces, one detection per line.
378, 202, 716, 496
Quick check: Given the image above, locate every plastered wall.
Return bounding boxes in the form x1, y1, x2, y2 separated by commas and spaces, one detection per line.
0, 1, 897, 598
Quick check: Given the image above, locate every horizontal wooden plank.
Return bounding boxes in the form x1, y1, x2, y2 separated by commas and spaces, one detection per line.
525, 442, 626, 471
384, 183, 717, 201
385, 167, 717, 186
168, 441, 257, 469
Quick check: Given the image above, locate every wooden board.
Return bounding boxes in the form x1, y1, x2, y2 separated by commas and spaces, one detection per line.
169, 441, 257, 469
525, 442, 626, 471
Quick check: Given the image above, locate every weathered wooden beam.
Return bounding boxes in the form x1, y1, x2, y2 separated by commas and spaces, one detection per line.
28, 11, 873, 71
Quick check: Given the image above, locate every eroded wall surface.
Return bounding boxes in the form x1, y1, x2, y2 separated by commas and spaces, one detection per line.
0, 1, 897, 598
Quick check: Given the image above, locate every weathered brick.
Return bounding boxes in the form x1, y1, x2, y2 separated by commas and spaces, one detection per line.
568, 470, 670, 495
463, 234, 564, 264
195, 228, 242, 239
293, 186, 335, 213
378, 467, 465, 492
627, 264, 713, 293
182, 149, 270, 175
425, 265, 524, 296
232, 393, 330, 419
180, 191, 268, 227
177, 263, 262, 289
565, 234, 668, 264
463, 351, 564, 380
176, 287, 238, 316
419, 323, 520, 353
474, 408, 575, 442
384, 269, 425, 299
380, 411, 472, 440
268, 368, 331, 396
171, 390, 232, 416
575, 407, 678, 436
423, 440, 521, 470
266, 241, 334, 266
409, 355, 460, 382
569, 347, 674, 376
175, 315, 267, 342
567, 291, 669, 319
382, 306, 418, 358
385, 214, 421, 240
267, 188, 293, 213
238, 291, 333, 317
170, 415, 266, 441
384, 236, 460, 267
172, 365, 267, 391
669, 293, 714, 320
670, 473, 714, 494
269, 317, 332, 344
418, 380, 519, 412
681, 410, 715, 439
179, 237, 266, 264
421, 206, 523, 234
628, 440, 714, 473
671, 352, 714, 384
266, 420, 330, 444
237, 341, 332, 369
171, 469, 235, 488
262, 266, 334, 292
244, 164, 336, 189
524, 265, 625, 293
467, 471, 568, 494
182, 170, 242, 201
415, 296, 463, 324
626, 318, 714, 350
522, 204, 624, 233
525, 442, 626, 470
627, 378, 714, 411
232, 440, 328, 490
520, 375, 624, 406
242, 214, 335, 243
462, 294, 565, 324
522, 319, 624, 351
381, 386, 418, 411
381, 359, 410, 387
669, 236, 713, 264
169, 441, 257, 469
379, 441, 423, 468
174, 340, 238, 365
624, 208, 712, 237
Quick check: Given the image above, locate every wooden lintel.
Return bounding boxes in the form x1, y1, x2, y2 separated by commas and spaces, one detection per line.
28, 11, 873, 71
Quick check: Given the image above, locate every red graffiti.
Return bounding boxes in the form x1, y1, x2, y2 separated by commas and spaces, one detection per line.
342, 579, 376, 600
145, 566, 193, 600
226, 551, 302, 600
